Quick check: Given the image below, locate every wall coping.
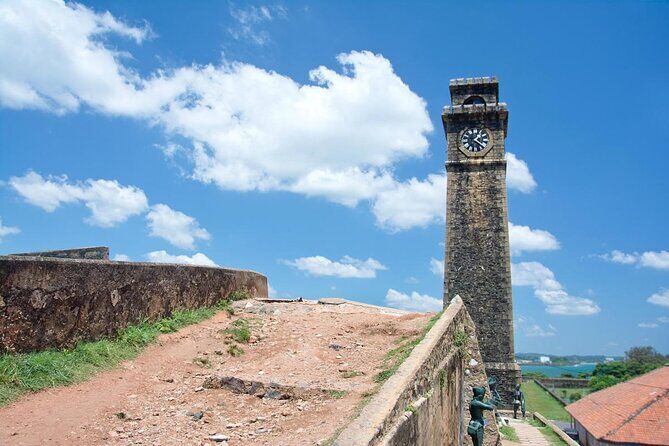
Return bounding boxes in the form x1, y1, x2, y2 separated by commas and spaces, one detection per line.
334, 296, 466, 445
0, 255, 264, 276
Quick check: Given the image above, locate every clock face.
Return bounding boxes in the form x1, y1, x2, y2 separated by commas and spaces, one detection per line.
461, 128, 490, 153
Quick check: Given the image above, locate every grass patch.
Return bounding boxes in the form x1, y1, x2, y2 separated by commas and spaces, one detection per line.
328, 390, 348, 399
499, 425, 520, 443
529, 419, 568, 446
227, 344, 244, 357
228, 290, 251, 301
373, 312, 442, 384
522, 381, 570, 422
215, 300, 235, 316
0, 301, 234, 407
224, 318, 251, 343
340, 370, 364, 379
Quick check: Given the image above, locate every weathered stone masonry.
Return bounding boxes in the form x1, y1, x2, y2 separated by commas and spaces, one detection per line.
334, 296, 500, 446
442, 77, 521, 404
0, 255, 268, 353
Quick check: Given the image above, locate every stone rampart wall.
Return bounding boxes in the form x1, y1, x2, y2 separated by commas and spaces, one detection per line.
10, 246, 110, 260
536, 378, 589, 389
0, 256, 267, 353
534, 379, 569, 406
334, 296, 500, 446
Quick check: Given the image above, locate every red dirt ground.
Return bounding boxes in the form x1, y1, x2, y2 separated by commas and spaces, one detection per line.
0, 299, 432, 446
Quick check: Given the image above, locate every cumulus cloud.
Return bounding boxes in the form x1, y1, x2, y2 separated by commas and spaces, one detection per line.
505, 153, 537, 193
385, 289, 442, 312
9, 171, 148, 227
0, 217, 20, 242
0, 0, 543, 233
509, 222, 560, 255
113, 254, 131, 261
0, 0, 152, 114
639, 251, 669, 270
145, 250, 217, 267
283, 255, 387, 279
146, 204, 210, 250
638, 322, 659, 329
647, 289, 669, 308
372, 173, 445, 232
598, 250, 669, 270
512, 262, 600, 315
430, 257, 444, 276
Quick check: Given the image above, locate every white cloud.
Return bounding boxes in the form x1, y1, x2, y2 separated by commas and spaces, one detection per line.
657, 316, 669, 323
430, 257, 444, 276
385, 288, 442, 312
600, 250, 638, 265
509, 222, 560, 255
516, 317, 557, 338
638, 322, 659, 329
228, 4, 286, 45
647, 289, 669, 308
512, 262, 600, 315
0, 1, 543, 233
372, 173, 445, 232
290, 168, 395, 207
639, 251, 669, 270
0, 217, 20, 242
405, 276, 419, 284
599, 250, 669, 270
505, 153, 537, 193
0, 0, 151, 114
9, 171, 148, 227
145, 250, 217, 267
268, 285, 278, 298
113, 254, 131, 261
146, 204, 210, 250
283, 255, 387, 279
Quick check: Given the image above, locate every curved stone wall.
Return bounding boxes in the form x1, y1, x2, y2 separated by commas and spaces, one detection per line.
0, 256, 268, 353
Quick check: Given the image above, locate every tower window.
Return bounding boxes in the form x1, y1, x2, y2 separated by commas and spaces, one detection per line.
463, 95, 486, 105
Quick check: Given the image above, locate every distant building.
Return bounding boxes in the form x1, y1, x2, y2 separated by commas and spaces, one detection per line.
566, 365, 669, 446
539, 356, 551, 364
604, 357, 614, 363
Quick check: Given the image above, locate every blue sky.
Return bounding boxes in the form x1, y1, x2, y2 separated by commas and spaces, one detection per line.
1, 0, 668, 356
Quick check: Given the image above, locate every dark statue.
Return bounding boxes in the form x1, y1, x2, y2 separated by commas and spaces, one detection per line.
487, 376, 503, 407
467, 386, 495, 446
513, 383, 526, 419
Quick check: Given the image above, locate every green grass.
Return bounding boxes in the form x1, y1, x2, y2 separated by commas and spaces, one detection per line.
0, 301, 236, 406
373, 311, 442, 384
529, 419, 568, 445
224, 318, 251, 343
226, 344, 244, 357
522, 381, 570, 422
499, 425, 520, 443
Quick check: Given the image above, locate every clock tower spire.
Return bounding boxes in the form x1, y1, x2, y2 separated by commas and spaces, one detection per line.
442, 76, 521, 404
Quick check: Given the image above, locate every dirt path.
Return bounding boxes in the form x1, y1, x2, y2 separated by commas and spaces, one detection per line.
0, 299, 430, 446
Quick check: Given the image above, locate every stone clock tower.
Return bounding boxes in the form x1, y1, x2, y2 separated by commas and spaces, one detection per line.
442, 77, 520, 403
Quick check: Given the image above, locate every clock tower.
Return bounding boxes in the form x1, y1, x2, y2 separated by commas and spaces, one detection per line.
442, 77, 520, 403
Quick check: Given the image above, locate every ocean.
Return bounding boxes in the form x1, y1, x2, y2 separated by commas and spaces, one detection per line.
520, 363, 596, 377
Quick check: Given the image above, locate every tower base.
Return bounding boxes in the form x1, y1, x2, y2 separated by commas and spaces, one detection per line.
485, 362, 522, 409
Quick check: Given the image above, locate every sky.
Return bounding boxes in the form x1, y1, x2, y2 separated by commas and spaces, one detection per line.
0, 0, 668, 356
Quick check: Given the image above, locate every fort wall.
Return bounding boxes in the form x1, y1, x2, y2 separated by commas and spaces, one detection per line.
334, 296, 500, 446
0, 256, 267, 353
